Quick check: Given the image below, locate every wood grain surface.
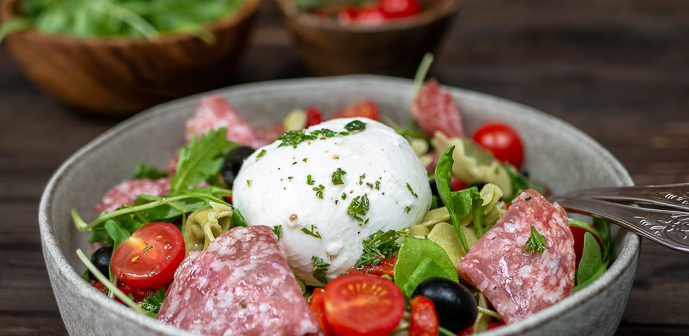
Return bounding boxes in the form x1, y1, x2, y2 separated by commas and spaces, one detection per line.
1, 0, 688, 335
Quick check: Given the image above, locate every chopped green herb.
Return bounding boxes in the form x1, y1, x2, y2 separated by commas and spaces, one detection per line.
143, 245, 153, 254
300, 224, 322, 239
302, 157, 308, 163
141, 288, 166, 317
277, 130, 317, 147
312, 129, 338, 138
307, 175, 315, 185
375, 180, 381, 190
356, 230, 402, 267
331, 168, 347, 185
358, 174, 366, 185
404, 206, 411, 213
312, 256, 330, 283
313, 184, 325, 199
524, 226, 547, 253
256, 149, 267, 159
273, 225, 282, 240
246, 180, 252, 187
344, 120, 367, 133
406, 183, 418, 198
348, 194, 370, 223
341, 193, 347, 200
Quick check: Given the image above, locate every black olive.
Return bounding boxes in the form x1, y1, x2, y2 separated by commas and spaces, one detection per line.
89, 246, 113, 280
429, 179, 440, 198
469, 182, 486, 190
222, 146, 255, 186
412, 277, 478, 332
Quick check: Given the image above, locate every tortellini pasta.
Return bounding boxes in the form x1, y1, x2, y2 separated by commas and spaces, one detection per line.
431, 132, 513, 198
480, 183, 507, 228
181, 202, 233, 253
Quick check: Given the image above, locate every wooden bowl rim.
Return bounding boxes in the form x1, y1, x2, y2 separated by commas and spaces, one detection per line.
275, 0, 461, 32
0, 0, 260, 46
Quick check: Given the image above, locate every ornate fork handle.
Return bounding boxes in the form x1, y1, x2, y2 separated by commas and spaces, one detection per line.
556, 197, 689, 253
562, 183, 689, 212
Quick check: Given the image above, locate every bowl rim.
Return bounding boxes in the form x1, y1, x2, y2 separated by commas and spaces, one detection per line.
38, 75, 639, 336
0, 0, 260, 46
275, 0, 462, 32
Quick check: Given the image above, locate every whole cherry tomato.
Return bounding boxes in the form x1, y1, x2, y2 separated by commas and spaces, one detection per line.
379, 0, 420, 19
472, 123, 525, 168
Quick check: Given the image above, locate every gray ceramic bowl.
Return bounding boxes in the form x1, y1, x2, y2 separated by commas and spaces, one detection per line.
39, 75, 639, 336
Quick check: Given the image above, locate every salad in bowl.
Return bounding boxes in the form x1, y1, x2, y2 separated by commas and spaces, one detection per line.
69, 67, 617, 336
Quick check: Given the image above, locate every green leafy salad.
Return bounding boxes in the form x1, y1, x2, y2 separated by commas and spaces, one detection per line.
0, 0, 244, 41
69, 57, 614, 335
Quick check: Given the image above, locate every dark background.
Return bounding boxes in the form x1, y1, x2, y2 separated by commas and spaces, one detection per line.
1, 0, 689, 335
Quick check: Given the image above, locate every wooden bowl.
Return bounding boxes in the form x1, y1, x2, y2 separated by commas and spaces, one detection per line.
0, 0, 260, 116
276, 0, 461, 76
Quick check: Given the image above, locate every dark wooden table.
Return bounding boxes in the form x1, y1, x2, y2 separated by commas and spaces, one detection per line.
1, 1, 688, 335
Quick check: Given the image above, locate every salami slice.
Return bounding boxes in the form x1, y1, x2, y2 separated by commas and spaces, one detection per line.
95, 178, 169, 213
157, 226, 319, 336
411, 79, 465, 138
458, 189, 575, 324
185, 95, 262, 147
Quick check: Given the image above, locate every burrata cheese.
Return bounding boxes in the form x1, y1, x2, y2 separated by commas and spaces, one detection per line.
232, 118, 431, 285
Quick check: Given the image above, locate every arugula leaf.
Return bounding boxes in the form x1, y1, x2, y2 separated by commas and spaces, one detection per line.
435, 146, 480, 252
170, 128, 236, 193
141, 288, 166, 317
574, 232, 606, 291
393, 237, 458, 297
593, 217, 612, 263
132, 163, 168, 179
312, 256, 330, 284
524, 226, 547, 253
231, 208, 247, 227
104, 220, 130, 250
356, 230, 402, 267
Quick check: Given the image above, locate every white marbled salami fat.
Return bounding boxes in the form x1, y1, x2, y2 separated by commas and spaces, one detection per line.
458, 189, 576, 324
158, 225, 319, 336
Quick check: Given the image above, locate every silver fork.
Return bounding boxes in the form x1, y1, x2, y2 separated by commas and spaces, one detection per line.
553, 183, 689, 253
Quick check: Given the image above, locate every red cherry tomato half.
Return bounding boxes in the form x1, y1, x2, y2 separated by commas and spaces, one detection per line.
331, 100, 381, 121
324, 273, 405, 336
111, 222, 185, 289
570, 225, 603, 267
310, 288, 333, 335
472, 123, 525, 168
117, 280, 154, 303
306, 107, 324, 127
409, 296, 439, 336
379, 0, 420, 19
347, 257, 397, 277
